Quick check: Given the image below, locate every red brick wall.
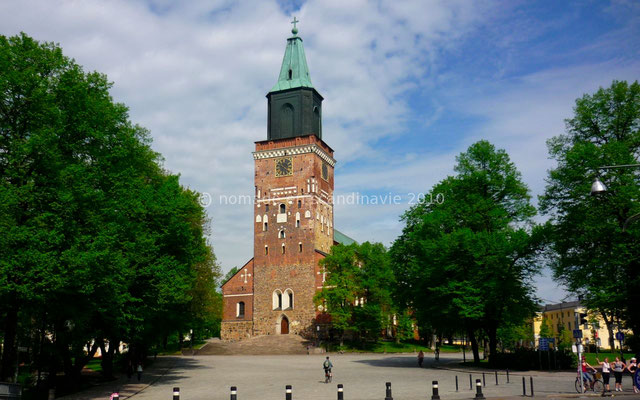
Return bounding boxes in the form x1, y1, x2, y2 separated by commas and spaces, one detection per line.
221, 258, 254, 322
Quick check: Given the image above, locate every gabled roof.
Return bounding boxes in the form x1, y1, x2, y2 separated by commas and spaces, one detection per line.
334, 229, 356, 245
269, 29, 314, 93
220, 258, 253, 288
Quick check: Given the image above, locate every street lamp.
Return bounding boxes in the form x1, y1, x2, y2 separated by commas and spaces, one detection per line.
590, 177, 607, 196
590, 164, 640, 230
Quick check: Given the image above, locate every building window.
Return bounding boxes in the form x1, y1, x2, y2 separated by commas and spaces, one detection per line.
284, 289, 294, 309
280, 203, 286, 214
265, 246, 268, 255
298, 200, 302, 208
295, 212, 300, 227
299, 242, 302, 252
288, 69, 292, 80
282, 244, 286, 254
237, 301, 245, 318
264, 222, 268, 231
279, 230, 285, 239
273, 290, 283, 310
265, 204, 269, 212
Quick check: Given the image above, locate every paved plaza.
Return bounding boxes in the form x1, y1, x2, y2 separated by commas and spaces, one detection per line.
63, 352, 640, 400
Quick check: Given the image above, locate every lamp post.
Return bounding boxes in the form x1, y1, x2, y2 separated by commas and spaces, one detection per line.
590, 164, 640, 230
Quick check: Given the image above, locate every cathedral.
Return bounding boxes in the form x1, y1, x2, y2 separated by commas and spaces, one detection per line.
220, 22, 354, 341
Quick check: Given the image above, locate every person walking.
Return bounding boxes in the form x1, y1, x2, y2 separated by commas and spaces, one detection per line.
418, 350, 424, 367
595, 357, 611, 392
136, 363, 143, 382
612, 357, 626, 392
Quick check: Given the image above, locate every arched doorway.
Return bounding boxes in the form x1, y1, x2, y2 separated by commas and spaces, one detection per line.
280, 316, 289, 334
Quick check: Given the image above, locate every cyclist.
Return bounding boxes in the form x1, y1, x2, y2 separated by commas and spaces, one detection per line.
323, 356, 333, 383
581, 356, 597, 391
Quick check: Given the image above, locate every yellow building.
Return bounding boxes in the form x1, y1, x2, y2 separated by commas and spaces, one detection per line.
533, 301, 625, 350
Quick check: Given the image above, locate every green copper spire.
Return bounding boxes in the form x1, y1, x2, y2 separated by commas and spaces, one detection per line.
269, 17, 314, 92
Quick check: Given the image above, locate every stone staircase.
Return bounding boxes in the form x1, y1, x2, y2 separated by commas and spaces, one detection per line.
196, 334, 314, 355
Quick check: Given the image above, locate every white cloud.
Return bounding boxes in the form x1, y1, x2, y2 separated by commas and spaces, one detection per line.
2, 0, 636, 304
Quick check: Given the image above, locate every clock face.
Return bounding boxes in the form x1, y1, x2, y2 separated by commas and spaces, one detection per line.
321, 163, 329, 181
275, 157, 293, 177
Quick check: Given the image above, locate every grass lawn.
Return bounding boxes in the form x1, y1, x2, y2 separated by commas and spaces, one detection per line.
582, 352, 634, 365
336, 341, 463, 353
85, 358, 102, 372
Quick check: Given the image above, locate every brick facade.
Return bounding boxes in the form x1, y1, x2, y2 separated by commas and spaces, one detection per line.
221, 134, 335, 340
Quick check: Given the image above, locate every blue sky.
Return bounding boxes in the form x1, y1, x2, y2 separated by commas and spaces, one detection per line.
1, 0, 638, 304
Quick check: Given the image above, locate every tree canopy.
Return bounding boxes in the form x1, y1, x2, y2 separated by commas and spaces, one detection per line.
0, 33, 221, 385
391, 140, 543, 363
540, 80, 640, 344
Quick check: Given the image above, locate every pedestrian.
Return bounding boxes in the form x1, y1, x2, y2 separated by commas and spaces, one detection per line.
595, 357, 611, 392
110, 390, 119, 400
613, 357, 626, 392
136, 363, 143, 382
418, 350, 424, 367
627, 357, 638, 393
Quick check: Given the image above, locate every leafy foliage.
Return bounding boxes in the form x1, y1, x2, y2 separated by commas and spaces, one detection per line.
390, 140, 543, 364
314, 242, 395, 342
0, 33, 221, 385
539, 80, 640, 337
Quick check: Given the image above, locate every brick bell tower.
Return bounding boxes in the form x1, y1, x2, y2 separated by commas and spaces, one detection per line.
220, 20, 335, 340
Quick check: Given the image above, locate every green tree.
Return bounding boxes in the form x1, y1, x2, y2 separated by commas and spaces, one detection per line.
314, 242, 394, 344
391, 141, 543, 364
539, 317, 553, 339
539, 81, 640, 344
0, 33, 221, 384
223, 266, 240, 284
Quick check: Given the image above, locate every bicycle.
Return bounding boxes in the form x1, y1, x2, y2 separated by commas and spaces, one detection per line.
324, 368, 332, 383
575, 372, 603, 393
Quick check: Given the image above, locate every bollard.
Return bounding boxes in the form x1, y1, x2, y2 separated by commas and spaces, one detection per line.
522, 377, 526, 397
495, 370, 498, 385
530, 377, 534, 397
455, 376, 459, 392
507, 369, 510, 383
173, 387, 180, 400
230, 386, 237, 400
385, 382, 393, 400
431, 381, 440, 400
482, 372, 486, 387
337, 384, 344, 400
469, 374, 473, 390
475, 379, 485, 400
286, 385, 292, 400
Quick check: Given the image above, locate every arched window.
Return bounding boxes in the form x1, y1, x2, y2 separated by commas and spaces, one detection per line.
279, 203, 286, 214
288, 69, 293, 80
263, 214, 268, 231
265, 245, 269, 255
256, 215, 262, 223
298, 242, 302, 253
295, 212, 300, 227
280, 104, 294, 137
273, 290, 283, 310
237, 301, 245, 318
305, 210, 311, 218
279, 230, 285, 239
283, 289, 294, 309
282, 244, 286, 254
297, 200, 302, 208
313, 106, 320, 135
265, 204, 269, 212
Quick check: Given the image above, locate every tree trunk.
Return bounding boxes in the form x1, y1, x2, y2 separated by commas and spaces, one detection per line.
99, 339, 116, 379
487, 323, 498, 366
601, 312, 615, 350
0, 307, 18, 381
467, 328, 480, 364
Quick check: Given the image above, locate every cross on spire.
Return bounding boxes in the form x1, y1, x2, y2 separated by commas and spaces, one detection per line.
291, 16, 299, 35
